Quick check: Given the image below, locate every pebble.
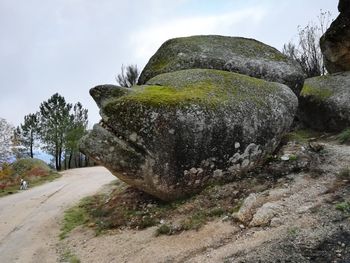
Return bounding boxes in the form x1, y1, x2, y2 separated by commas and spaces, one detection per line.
239, 224, 245, 229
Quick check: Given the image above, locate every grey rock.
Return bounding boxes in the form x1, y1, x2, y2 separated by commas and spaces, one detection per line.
80, 69, 297, 201
138, 35, 304, 95
249, 203, 281, 227
320, 3, 350, 73
234, 193, 259, 223
299, 71, 350, 131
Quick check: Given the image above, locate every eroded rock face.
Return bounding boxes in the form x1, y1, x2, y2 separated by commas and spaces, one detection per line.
138, 35, 304, 95
299, 71, 350, 131
320, 1, 350, 73
80, 69, 298, 201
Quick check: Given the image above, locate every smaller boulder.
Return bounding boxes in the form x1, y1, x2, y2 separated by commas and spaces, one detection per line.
138, 35, 305, 95
299, 71, 350, 131
249, 203, 282, 227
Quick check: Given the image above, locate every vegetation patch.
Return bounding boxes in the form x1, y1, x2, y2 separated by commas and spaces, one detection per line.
0, 158, 60, 197
59, 247, 81, 263
337, 128, 350, 144
335, 201, 350, 215
60, 197, 91, 239
70, 168, 281, 237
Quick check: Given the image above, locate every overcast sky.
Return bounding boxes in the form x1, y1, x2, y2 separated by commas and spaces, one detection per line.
0, 0, 338, 128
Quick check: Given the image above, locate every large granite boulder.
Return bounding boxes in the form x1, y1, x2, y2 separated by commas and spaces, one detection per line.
80, 69, 298, 201
299, 71, 350, 131
138, 35, 304, 95
320, 0, 350, 73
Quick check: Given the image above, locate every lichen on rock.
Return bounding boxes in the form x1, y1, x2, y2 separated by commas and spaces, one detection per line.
80, 69, 297, 201
138, 35, 305, 95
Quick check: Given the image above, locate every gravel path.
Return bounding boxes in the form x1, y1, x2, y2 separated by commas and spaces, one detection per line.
0, 167, 115, 263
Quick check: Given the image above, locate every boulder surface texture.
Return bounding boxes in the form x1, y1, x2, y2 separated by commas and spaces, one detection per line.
320, 0, 350, 73
138, 35, 304, 95
80, 69, 298, 201
299, 71, 350, 131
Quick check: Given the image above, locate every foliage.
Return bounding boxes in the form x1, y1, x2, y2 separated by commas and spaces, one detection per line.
0, 118, 14, 166
16, 113, 40, 158
0, 158, 59, 196
39, 93, 73, 171
155, 224, 172, 236
116, 64, 140, 88
64, 102, 88, 169
282, 11, 332, 77
337, 128, 350, 144
11, 158, 51, 177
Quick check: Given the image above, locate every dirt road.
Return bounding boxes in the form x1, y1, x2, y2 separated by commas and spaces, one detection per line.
0, 167, 115, 263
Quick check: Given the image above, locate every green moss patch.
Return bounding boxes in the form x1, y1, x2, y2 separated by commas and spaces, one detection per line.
106, 69, 279, 111
301, 84, 333, 101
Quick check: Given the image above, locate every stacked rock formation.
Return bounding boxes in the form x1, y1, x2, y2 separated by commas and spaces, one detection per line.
300, 0, 350, 131
80, 35, 302, 201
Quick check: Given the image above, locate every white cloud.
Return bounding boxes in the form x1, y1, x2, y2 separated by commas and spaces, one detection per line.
129, 7, 267, 64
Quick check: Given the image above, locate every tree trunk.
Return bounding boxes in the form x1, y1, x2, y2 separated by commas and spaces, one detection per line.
55, 147, 59, 171
58, 147, 62, 171
30, 143, 33, 158
68, 150, 73, 169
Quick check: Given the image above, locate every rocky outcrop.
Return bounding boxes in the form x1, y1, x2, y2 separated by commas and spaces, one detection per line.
138, 35, 304, 95
80, 69, 298, 201
320, 0, 350, 73
299, 71, 350, 131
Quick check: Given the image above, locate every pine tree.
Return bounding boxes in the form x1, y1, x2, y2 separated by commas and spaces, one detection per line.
65, 102, 88, 169
39, 93, 72, 171
17, 113, 40, 158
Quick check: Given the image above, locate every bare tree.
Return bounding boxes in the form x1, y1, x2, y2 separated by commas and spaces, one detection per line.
282, 10, 332, 77
0, 118, 14, 166
116, 64, 140, 88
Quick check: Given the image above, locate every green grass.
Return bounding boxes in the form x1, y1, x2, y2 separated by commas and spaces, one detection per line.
59, 197, 92, 239
180, 211, 207, 231
337, 128, 350, 144
287, 129, 322, 143
61, 248, 81, 263
335, 201, 350, 214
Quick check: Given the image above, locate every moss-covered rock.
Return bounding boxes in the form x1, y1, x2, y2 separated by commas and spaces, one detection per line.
299, 71, 350, 131
138, 35, 305, 95
80, 69, 298, 201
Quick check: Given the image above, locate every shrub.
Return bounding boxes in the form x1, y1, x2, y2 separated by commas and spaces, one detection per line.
155, 224, 172, 236
337, 128, 350, 144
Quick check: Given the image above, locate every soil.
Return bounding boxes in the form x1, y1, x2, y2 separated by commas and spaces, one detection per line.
63, 140, 350, 263
0, 139, 349, 263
